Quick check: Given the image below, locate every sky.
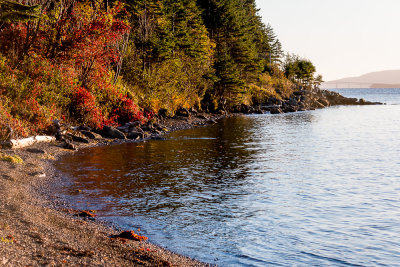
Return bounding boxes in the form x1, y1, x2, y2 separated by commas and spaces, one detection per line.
255, 0, 400, 81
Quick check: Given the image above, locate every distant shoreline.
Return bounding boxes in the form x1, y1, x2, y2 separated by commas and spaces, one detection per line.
323, 86, 400, 89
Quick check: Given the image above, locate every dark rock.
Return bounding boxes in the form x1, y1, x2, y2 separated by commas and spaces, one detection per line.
197, 114, 209, 120
176, 108, 190, 117
80, 130, 102, 140
239, 104, 252, 114
77, 210, 96, 220
174, 115, 189, 120
260, 105, 278, 111
293, 90, 306, 96
283, 105, 298, 113
127, 131, 144, 140
26, 148, 46, 154
62, 140, 76, 150
319, 98, 330, 107
67, 133, 89, 143
267, 97, 278, 105
254, 107, 264, 114
130, 121, 142, 128
141, 123, 154, 132
1, 174, 14, 181
158, 108, 168, 117
287, 98, 298, 106
344, 98, 358, 105
53, 120, 63, 141
111, 231, 148, 241
77, 125, 91, 131
28, 172, 46, 177
97, 126, 126, 139
313, 100, 326, 108
270, 107, 283, 114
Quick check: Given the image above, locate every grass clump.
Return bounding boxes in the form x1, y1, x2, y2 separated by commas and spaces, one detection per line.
0, 152, 23, 163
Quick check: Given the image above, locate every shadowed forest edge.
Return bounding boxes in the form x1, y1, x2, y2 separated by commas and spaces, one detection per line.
0, 0, 363, 141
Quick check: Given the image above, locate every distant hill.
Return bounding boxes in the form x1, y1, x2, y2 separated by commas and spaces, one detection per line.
322, 70, 400, 88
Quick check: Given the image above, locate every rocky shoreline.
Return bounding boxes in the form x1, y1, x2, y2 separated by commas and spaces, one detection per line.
41, 89, 383, 151
0, 89, 382, 266
234, 89, 383, 115
0, 114, 223, 266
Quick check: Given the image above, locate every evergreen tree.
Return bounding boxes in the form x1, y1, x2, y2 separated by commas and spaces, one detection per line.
197, 0, 263, 108
122, 0, 213, 112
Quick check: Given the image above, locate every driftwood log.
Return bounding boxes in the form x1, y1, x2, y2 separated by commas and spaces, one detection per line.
2, 136, 56, 149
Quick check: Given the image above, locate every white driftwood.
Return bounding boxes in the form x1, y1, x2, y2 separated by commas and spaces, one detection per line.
9, 136, 55, 149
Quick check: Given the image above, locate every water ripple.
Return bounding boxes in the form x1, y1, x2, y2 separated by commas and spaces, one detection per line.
56, 89, 400, 266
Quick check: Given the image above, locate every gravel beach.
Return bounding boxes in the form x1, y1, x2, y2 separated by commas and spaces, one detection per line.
0, 115, 221, 266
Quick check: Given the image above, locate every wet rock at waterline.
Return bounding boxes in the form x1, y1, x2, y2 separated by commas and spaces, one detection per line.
80, 130, 102, 140
97, 126, 126, 140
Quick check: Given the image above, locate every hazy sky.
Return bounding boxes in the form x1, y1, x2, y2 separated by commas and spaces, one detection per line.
255, 0, 400, 81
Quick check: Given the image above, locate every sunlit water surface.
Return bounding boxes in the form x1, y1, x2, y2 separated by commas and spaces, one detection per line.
56, 89, 400, 266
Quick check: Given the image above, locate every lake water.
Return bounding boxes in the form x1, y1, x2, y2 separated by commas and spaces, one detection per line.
56, 88, 400, 266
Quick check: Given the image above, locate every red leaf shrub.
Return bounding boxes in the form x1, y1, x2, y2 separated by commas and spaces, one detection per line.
110, 95, 144, 126
69, 87, 104, 129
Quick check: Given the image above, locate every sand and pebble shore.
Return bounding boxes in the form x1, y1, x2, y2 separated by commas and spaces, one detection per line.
0, 114, 221, 267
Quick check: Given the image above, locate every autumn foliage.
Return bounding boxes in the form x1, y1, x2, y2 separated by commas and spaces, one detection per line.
0, 0, 305, 141
0, 0, 143, 140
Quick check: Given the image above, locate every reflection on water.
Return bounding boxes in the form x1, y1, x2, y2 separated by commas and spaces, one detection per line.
56, 89, 400, 266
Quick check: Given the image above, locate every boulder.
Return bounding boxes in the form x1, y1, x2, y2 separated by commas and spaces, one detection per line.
293, 90, 306, 96
239, 104, 252, 114
141, 123, 154, 132
27, 148, 46, 154
176, 108, 190, 117
112, 231, 148, 241
254, 107, 264, 114
127, 131, 144, 140
319, 98, 330, 107
313, 100, 326, 109
67, 133, 89, 143
62, 140, 76, 150
283, 105, 298, 113
270, 107, 283, 114
158, 108, 168, 117
80, 130, 102, 140
77, 210, 96, 220
97, 126, 126, 139
287, 98, 298, 106
196, 114, 209, 120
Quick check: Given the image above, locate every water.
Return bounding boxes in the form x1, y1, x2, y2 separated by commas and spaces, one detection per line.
56, 88, 400, 266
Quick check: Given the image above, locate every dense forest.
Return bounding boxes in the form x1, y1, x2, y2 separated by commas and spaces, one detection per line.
0, 0, 322, 140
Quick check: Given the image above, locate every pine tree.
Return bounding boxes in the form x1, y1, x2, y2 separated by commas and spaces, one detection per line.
197, 0, 263, 107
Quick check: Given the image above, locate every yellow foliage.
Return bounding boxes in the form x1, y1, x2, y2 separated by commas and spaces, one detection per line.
0, 152, 23, 164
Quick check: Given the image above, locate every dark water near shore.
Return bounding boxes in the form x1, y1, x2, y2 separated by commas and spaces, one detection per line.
56, 88, 400, 266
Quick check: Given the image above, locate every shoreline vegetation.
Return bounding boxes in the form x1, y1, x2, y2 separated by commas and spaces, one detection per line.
1, 0, 333, 143
0, 0, 383, 265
